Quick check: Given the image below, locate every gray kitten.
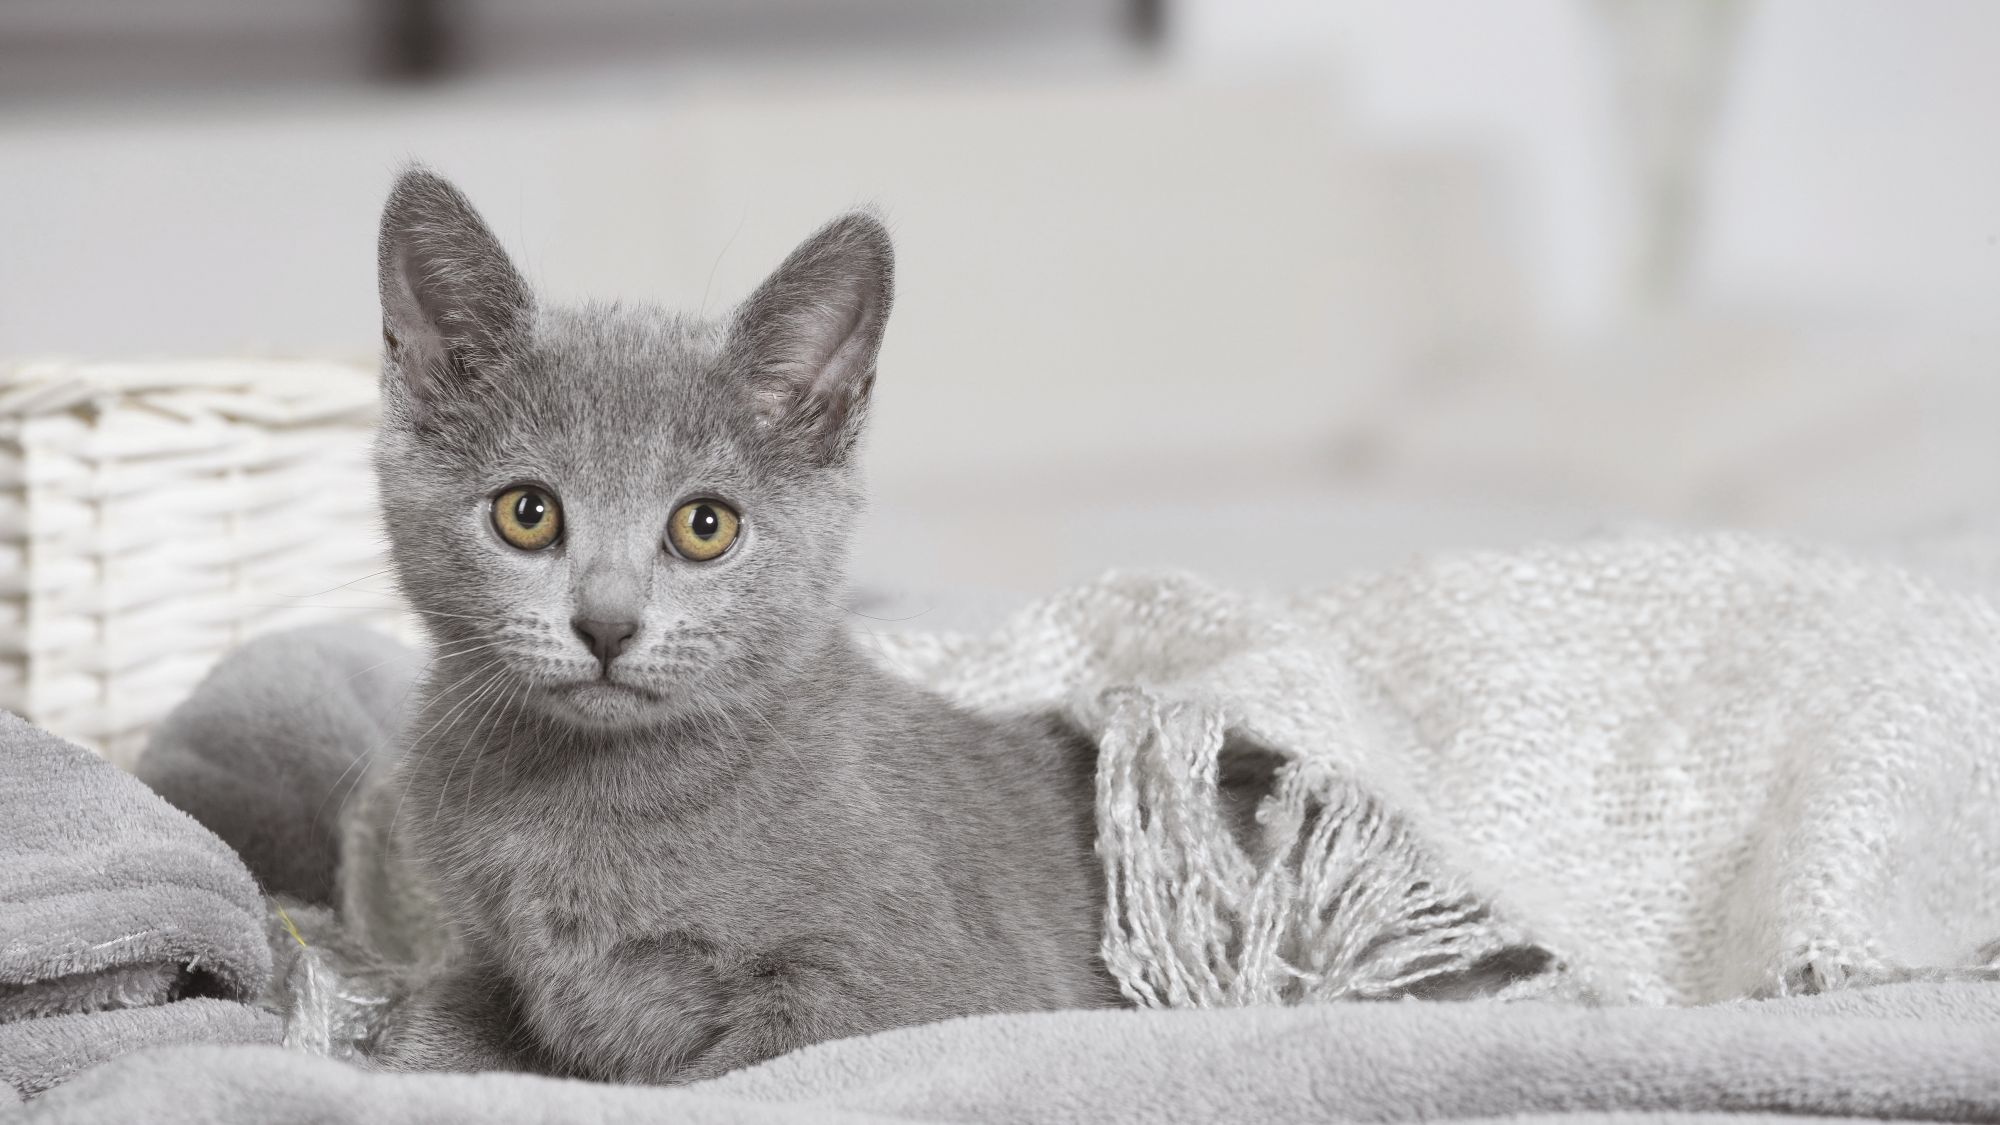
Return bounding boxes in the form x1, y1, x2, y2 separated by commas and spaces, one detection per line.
367, 168, 1121, 1082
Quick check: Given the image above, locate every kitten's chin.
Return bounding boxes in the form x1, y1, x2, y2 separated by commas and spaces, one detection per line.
541, 679, 664, 731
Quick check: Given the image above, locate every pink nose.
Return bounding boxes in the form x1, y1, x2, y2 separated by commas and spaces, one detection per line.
572, 618, 638, 669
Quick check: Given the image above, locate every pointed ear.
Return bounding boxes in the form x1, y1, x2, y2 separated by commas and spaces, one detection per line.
729, 212, 894, 464
377, 167, 532, 415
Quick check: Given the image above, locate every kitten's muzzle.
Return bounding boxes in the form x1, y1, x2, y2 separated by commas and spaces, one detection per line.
572, 617, 638, 672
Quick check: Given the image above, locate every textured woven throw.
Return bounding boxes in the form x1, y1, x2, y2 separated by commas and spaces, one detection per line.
865, 531, 2000, 1006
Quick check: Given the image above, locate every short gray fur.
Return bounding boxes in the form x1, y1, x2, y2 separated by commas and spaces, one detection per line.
136, 625, 420, 906
365, 168, 1120, 1083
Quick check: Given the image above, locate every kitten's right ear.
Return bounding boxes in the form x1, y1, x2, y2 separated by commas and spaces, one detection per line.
729, 212, 894, 466
377, 167, 532, 413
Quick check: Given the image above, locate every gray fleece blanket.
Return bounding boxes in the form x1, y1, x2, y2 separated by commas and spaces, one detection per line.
21, 982, 2000, 1124
0, 712, 280, 1102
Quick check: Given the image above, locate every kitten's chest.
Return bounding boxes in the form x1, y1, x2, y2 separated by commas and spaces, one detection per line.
436, 779, 782, 963
456, 806, 672, 937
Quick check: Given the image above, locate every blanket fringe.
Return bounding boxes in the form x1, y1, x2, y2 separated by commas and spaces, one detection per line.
1093, 688, 1559, 1006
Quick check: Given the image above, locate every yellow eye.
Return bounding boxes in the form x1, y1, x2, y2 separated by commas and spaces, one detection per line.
492, 486, 562, 551
666, 499, 740, 562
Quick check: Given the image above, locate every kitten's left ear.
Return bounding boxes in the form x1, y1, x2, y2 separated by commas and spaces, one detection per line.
729, 212, 894, 464
377, 167, 533, 418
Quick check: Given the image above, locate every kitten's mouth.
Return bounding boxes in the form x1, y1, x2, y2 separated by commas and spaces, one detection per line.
557, 676, 656, 699
541, 675, 663, 730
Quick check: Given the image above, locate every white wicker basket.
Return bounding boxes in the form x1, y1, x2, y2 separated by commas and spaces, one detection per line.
0, 359, 410, 765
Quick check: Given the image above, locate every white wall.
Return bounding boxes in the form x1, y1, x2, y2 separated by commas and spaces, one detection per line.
1178, 0, 2000, 338
12, 1, 1994, 360
5, 4, 1998, 597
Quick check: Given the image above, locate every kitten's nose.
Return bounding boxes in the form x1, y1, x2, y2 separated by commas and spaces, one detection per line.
571, 617, 638, 670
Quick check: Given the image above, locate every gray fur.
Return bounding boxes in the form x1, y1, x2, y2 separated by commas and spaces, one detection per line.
136, 625, 420, 905
367, 168, 1119, 1083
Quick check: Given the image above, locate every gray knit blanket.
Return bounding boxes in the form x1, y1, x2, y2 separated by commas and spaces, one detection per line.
865, 530, 2000, 1005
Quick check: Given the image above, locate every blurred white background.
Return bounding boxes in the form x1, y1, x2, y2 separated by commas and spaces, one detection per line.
4, 0, 1998, 613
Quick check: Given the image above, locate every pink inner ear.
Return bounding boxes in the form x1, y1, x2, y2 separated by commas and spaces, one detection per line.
731, 211, 893, 454
382, 244, 444, 385
800, 291, 874, 398
752, 287, 876, 427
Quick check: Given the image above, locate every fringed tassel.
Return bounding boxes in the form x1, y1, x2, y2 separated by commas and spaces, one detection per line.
1093, 687, 1554, 1007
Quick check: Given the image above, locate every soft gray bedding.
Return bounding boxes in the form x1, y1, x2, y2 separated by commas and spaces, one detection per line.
0, 712, 280, 1102
22, 982, 2000, 1124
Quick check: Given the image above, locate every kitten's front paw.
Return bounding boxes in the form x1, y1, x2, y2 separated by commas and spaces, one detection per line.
363, 1019, 436, 1073
365, 971, 538, 1074
367, 1003, 496, 1073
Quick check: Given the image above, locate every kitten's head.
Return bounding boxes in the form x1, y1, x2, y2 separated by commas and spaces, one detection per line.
373, 168, 892, 733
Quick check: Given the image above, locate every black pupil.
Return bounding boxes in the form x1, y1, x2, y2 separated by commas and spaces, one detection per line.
690, 504, 719, 539
513, 493, 545, 527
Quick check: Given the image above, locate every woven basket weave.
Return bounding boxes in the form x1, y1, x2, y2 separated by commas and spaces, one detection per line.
0, 360, 409, 765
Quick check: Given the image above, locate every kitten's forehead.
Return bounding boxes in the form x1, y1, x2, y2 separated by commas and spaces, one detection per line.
507, 305, 754, 484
